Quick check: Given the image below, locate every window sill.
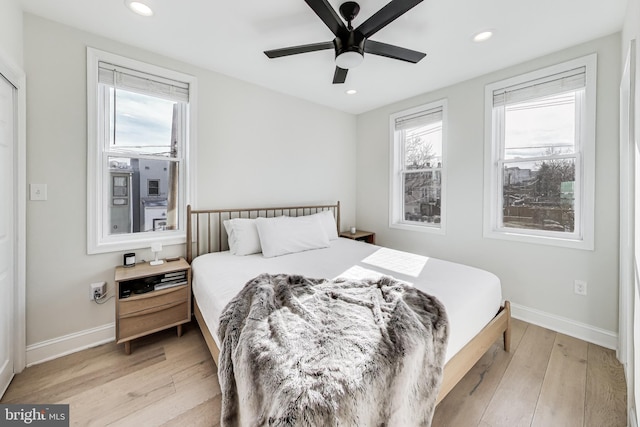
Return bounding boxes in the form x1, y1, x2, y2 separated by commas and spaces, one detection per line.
88, 232, 186, 255
390, 221, 445, 235
483, 228, 593, 251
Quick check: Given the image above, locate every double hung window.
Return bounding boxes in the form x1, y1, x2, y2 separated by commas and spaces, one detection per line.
87, 48, 196, 253
484, 55, 596, 249
390, 100, 447, 233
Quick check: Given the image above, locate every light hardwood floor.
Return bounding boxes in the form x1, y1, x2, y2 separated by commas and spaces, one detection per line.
1, 319, 626, 426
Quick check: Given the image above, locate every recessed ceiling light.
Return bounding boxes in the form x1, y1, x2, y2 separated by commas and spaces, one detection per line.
125, 0, 154, 16
345, 89, 357, 95
472, 30, 494, 42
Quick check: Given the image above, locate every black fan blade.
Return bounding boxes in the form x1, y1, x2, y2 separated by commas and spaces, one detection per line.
333, 67, 348, 84
356, 0, 423, 38
264, 41, 334, 58
364, 40, 426, 63
304, 0, 347, 37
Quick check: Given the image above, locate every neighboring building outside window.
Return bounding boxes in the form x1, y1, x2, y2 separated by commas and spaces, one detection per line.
390, 100, 447, 233
483, 55, 596, 250
87, 48, 197, 254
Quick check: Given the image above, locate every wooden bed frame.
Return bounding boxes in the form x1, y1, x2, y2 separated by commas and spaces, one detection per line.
185, 202, 511, 404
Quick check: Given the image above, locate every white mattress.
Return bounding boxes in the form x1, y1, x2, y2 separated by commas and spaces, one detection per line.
192, 238, 502, 363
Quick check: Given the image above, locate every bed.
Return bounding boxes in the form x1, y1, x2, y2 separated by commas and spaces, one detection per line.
186, 202, 511, 422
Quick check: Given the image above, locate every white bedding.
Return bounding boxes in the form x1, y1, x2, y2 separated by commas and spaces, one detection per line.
192, 237, 502, 363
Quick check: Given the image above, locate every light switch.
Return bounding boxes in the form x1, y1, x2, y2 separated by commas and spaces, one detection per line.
30, 184, 47, 201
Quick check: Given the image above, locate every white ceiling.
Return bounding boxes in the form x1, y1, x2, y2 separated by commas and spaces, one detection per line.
19, 0, 627, 114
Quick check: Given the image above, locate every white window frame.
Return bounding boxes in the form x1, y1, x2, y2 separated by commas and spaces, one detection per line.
389, 99, 447, 234
483, 55, 596, 250
87, 47, 197, 254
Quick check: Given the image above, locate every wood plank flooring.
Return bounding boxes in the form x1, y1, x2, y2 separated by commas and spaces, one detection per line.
1, 319, 626, 426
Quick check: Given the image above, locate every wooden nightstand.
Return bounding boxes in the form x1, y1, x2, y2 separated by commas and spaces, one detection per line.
114, 257, 192, 354
339, 230, 376, 245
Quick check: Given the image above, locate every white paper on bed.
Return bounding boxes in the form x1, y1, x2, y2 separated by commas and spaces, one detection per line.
191, 238, 502, 363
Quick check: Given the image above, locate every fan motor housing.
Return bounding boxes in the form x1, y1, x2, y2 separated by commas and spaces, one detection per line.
333, 32, 365, 58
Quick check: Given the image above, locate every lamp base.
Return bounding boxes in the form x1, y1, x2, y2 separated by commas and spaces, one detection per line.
150, 259, 164, 266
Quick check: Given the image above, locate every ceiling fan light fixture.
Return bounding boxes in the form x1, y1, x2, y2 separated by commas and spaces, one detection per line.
336, 51, 364, 69
125, 0, 154, 16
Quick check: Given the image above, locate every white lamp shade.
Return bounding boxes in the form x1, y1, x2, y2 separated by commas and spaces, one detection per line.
336, 51, 364, 69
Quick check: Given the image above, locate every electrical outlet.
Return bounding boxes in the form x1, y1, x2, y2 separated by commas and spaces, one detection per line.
574, 280, 587, 296
90, 282, 107, 300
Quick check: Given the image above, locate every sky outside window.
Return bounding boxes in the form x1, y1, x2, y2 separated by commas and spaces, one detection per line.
504, 92, 576, 159
109, 88, 176, 157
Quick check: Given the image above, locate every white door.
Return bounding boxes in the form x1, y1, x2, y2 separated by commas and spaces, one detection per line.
0, 72, 15, 396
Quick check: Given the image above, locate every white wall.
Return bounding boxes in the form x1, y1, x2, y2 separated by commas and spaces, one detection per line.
0, 0, 23, 67
196, 70, 356, 209
356, 34, 621, 337
23, 14, 356, 358
623, 0, 639, 53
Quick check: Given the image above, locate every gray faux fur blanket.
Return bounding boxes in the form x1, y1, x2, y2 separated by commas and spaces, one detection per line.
218, 274, 449, 427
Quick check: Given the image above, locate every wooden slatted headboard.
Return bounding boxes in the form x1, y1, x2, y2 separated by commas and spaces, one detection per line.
186, 201, 341, 263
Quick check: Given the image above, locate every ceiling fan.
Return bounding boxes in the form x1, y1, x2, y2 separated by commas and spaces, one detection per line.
264, 0, 426, 84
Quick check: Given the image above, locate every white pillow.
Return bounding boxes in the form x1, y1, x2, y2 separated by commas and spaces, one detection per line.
223, 218, 262, 256
310, 210, 339, 240
255, 215, 330, 258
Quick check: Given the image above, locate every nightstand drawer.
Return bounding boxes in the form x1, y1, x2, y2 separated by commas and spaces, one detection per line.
119, 285, 188, 317
118, 300, 189, 341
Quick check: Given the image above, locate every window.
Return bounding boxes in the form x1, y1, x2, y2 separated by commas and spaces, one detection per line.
87, 48, 197, 254
390, 100, 447, 233
484, 55, 596, 249
148, 179, 160, 196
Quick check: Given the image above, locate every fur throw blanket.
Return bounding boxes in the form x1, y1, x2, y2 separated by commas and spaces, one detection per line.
218, 274, 449, 427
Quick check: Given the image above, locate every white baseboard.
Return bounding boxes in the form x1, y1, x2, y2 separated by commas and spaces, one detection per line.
26, 323, 115, 367
510, 303, 618, 350
22, 305, 618, 366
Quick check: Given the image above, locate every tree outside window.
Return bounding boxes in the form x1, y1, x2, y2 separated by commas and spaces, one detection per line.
501, 93, 578, 233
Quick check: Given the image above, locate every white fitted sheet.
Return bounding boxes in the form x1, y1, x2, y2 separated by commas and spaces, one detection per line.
192, 238, 502, 363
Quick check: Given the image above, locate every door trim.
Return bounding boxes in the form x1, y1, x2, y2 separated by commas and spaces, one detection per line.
620, 39, 637, 426
0, 50, 26, 376
620, 40, 636, 367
